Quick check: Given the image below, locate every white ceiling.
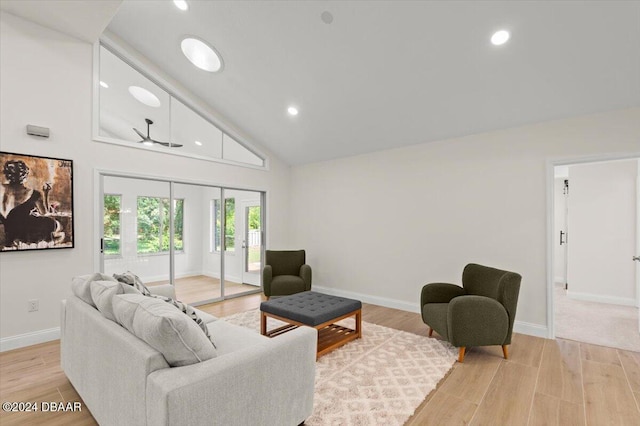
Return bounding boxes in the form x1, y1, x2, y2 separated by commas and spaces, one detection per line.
0, 0, 121, 43
5, 1, 640, 165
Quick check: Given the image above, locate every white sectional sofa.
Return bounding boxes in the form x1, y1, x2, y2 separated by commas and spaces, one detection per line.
60, 274, 317, 426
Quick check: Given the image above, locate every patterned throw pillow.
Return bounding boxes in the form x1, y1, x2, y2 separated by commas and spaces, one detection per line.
113, 271, 214, 346
113, 271, 151, 296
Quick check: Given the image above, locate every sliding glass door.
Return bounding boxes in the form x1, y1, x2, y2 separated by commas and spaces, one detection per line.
102, 175, 171, 288
99, 173, 264, 305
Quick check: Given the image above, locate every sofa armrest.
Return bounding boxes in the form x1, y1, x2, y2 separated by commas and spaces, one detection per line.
149, 284, 176, 299
447, 295, 509, 348
300, 264, 312, 291
146, 326, 317, 426
421, 283, 465, 306
262, 265, 273, 296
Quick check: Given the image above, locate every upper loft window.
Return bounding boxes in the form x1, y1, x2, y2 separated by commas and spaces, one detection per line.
94, 43, 266, 169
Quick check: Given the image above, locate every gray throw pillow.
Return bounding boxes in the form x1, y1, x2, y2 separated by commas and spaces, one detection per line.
113, 271, 212, 344
112, 294, 217, 367
90, 280, 141, 322
71, 273, 118, 307
148, 294, 216, 347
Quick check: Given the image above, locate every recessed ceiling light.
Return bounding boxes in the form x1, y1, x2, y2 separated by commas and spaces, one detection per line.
128, 86, 161, 108
321, 11, 334, 24
181, 37, 223, 72
195, 140, 203, 146
99, 81, 109, 88
173, 0, 188, 11
491, 30, 510, 46
143, 141, 154, 146
287, 106, 299, 116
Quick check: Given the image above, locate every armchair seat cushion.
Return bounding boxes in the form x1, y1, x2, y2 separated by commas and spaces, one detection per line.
271, 275, 307, 296
263, 250, 312, 298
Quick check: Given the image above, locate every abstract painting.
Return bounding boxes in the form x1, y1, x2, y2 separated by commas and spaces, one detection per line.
0, 152, 74, 251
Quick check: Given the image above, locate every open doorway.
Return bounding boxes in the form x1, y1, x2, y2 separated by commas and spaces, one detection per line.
551, 157, 639, 351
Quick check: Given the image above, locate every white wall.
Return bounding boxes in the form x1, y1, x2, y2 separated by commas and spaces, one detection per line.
553, 178, 568, 284
566, 160, 638, 305
0, 12, 291, 349
290, 108, 640, 334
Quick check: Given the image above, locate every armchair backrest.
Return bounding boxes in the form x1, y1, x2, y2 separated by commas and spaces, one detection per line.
265, 250, 306, 276
462, 263, 521, 339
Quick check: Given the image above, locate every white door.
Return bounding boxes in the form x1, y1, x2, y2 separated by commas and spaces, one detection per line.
241, 200, 261, 286
566, 160, 638, 306
636, 161, 640, 332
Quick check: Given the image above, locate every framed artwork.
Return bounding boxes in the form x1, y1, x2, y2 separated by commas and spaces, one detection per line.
0, 152, 74, 252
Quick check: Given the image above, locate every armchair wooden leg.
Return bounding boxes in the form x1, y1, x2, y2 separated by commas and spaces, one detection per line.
458, 347, 466, 363
428, 327, 433, 337
502, 345, 509, 359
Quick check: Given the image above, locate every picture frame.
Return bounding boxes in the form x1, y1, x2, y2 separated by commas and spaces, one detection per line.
0, 151, 74, 252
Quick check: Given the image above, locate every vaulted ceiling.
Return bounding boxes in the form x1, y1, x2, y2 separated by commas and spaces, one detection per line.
3, 1, 640, 165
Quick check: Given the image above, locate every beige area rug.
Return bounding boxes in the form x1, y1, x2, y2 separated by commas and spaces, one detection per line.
224, 309, 457, 425
554, 283, 640, 352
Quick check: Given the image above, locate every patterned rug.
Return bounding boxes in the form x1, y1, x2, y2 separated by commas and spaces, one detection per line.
223, 309, 457, 425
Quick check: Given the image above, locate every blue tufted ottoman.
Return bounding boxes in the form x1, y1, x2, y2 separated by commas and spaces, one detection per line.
260, 291, 362, 358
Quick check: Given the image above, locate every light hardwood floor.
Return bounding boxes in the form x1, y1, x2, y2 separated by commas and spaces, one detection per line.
147, 275, 260, 304
1, 294, 639, 425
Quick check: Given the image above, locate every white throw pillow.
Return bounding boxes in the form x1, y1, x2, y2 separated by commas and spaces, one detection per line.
90, 280, 141, 322
71, 273, 117, 307
112, 294, 217, 367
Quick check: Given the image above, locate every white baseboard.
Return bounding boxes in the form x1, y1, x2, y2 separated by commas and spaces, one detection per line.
567, 291, 636, 306
313, 285, 548, 338
0, 327, 60, 353
313, 285, 421, 314
513, 321, 549, 338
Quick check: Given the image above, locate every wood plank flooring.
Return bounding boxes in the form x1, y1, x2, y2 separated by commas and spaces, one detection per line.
147, 275, 260, 304
1, 294, 639, 425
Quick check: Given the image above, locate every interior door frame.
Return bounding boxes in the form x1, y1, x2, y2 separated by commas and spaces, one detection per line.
546, 152, 640, 339
94, 168, 266, 304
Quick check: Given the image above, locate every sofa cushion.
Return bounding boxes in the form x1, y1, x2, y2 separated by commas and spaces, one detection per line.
206, 320, 268, 357
91, 280, 141, 322
72, 273, 118, 307
112, 294, 216, 367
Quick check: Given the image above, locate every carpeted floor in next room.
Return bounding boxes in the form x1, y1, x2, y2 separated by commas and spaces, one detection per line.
554, 283, 640, 352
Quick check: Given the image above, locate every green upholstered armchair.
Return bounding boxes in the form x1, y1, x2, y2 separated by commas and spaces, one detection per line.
263, 250, 312, 299
421, 263, 521, 363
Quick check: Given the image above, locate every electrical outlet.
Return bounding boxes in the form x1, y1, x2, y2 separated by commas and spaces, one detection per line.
28, 299, 39, 312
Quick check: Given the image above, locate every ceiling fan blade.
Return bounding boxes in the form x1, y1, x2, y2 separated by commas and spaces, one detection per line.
152, 139, 183, 148
132, 127, 147, 141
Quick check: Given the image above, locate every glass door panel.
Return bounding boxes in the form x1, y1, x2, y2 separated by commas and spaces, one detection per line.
102, 176, 171, 289
171, 183, 222, 305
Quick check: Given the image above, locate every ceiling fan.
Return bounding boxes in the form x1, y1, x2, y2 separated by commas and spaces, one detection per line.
133, 118, 182, 148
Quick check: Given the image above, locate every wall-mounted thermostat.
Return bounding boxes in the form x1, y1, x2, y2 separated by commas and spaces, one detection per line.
26, 125, 50, 138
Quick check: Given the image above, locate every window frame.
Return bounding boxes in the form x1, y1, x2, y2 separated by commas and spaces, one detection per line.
92, 37, 268, 170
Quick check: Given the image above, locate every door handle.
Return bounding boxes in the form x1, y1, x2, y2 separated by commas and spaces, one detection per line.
633, 256, 640, 262
560, 231, 566, 245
